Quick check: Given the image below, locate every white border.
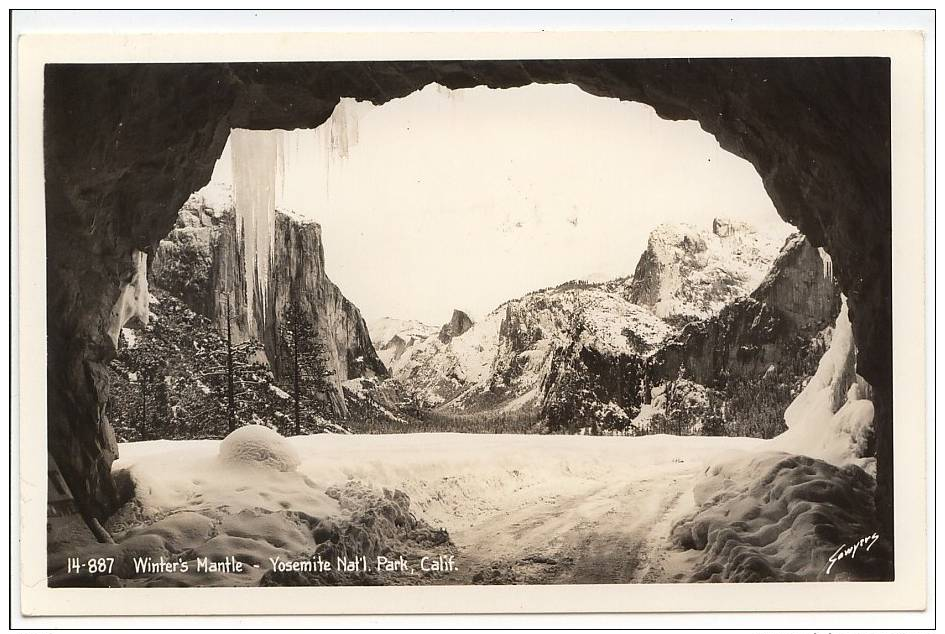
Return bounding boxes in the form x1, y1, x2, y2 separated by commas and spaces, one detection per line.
10, 18, 932, 627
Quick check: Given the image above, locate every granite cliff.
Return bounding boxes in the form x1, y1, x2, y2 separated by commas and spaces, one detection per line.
650, 234, 841, 387
151, 183, 386, 416
628, 219, 781, 324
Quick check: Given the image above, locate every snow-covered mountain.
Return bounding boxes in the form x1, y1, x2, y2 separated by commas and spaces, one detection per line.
379, 218, 781, 419
369, 317, 438, 349
368, 317, 439, 370
383, 282, 672, 414
627, 217, 781, 324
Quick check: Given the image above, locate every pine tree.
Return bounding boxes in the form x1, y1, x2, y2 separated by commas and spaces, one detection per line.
279, 299, 335, 435
119, 334, 168, 439
194, 291, 266, 436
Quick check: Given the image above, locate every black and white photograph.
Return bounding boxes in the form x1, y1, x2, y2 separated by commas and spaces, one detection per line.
13, 12, 931, 620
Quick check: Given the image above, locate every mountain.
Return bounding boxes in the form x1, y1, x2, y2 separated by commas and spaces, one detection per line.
384, 282, 673, 414
627, 218, 781, 325
369, 317, 438, 349
438, 309, 475, 343
650, 233, 841, 386
368, 317, 438, 370
376, 220, 837, 439
381, 219, 780, 417
630, 233, 841, 437
150, 183, 386, 417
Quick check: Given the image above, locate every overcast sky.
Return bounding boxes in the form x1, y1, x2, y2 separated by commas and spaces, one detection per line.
211, 83, 791, 326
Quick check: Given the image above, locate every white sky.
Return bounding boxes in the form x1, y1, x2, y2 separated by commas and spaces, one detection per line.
210, 83, 792, 326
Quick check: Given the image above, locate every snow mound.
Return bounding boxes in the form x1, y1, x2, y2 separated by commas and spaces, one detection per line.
219, 425, 301, 472
55, 437, 458, 587
671, 451, 890, 581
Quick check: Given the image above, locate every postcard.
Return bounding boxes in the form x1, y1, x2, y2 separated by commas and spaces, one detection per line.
15, 21, 929, 617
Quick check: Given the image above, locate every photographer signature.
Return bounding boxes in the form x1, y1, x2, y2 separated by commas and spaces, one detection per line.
824, 532, 880, 574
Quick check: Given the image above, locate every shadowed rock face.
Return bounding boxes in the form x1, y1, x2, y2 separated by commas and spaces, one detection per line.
650, 235, 842, 387
438, 309, 474, 344
43, 59, 891, 545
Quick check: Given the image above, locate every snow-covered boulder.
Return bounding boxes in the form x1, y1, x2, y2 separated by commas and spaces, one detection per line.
218, 425, 301, 472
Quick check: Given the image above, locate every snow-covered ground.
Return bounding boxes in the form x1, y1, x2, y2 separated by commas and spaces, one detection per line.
107, 431, 764, 585
51, 301, 883, 587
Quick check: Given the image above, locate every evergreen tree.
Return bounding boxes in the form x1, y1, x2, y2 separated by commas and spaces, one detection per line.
194, 291, 267, 435
120, 337, 168, 440
279, 299, 335, 435
701, 390, 727, 436
108, 289, 344, 442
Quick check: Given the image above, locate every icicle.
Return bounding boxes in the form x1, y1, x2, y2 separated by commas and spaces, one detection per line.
230, 128, 283, 332
278, 129, 288, 204
327, 98, 360, 161
817, 247, 833, 281
108, 250, 149, 347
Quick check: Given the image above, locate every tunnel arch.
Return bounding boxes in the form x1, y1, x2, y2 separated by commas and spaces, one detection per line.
43, 58, 892, 546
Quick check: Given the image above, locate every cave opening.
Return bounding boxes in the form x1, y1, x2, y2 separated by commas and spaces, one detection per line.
195, 82, 796, 329
43, 59, 893, 580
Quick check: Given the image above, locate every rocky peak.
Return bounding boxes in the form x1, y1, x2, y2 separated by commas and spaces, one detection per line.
628, 220, 781, 323
438, 309, 474, 344
712, 217, 753, 238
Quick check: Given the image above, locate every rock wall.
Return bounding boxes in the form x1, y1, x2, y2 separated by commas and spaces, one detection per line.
43, 59, 892, 544
151, 188, 386, 416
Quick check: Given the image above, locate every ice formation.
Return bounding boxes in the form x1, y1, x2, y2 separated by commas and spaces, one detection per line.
218, 424, 300, 473
772, 297, 874, 470
230, 129, 284, 332
817, 246, 834, 281
328, 98, 360, 160
107, 250, 149, 347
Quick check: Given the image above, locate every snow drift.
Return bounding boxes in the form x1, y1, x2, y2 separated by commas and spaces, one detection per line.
670, 452, 888, 581
50, 429, 456, 587
53, 431, 768, 587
